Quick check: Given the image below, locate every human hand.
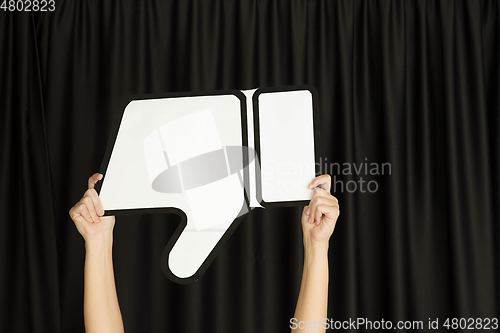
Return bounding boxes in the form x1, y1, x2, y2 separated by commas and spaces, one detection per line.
301, 175, 340, 249
69, 173, 115, 246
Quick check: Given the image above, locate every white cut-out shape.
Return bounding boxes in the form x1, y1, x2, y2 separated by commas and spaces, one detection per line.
169, 226, 228, 279
169, 174, 244, 278
141, 108, 246, 277
185, 173, 243, 231
159, 109, 222, 165
242, 88, 263, 209
258, 90, 316, 202
99, 88, 318, 283
144, 130, 168, 183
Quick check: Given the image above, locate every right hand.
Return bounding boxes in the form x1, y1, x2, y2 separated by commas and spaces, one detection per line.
69, 173, 115, 245
301, 174, 340, 249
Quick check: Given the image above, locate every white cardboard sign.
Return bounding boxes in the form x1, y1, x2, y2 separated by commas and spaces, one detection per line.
97, 86, 320, 284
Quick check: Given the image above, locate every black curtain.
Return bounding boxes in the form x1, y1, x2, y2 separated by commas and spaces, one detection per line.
1, 0, 499, 332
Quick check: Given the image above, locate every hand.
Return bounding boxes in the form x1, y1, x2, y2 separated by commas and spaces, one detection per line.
301, 175, 340, 248
69, 173, 115, 246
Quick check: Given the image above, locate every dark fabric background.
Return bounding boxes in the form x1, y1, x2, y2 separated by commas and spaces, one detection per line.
1, 0, 499, 332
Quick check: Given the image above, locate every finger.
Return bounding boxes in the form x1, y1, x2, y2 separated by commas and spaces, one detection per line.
88, 173, 103, 190
331, 195, 339, 204
313, 188, 339, 205
85, 188, 105, 216
69, 206, 78, 221
308, 191, 319, 223
320, 192, 339, 206
306, 187, 330, 214
76, 202, 94, 223
302, 206, 309, 217
82, 195, 100, 222
310, 195, 339, 224
308, 192, 328, 223
308, 174, 331, 192
314, 203, 340, 225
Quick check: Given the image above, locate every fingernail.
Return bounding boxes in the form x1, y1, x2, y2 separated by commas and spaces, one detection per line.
308, 183, 314, 189
306, 208, 310, 216
308, 217, 312, 223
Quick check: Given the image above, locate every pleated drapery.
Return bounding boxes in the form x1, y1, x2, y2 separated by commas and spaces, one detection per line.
1, 1, 499, 332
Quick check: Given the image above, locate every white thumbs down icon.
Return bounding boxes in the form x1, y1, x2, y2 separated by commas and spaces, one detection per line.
98, 87, 319, 284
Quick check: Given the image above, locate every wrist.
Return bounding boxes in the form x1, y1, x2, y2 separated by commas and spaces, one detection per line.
302, 240, 329, 277
303, 234, 329, 251
85, 234, 113, 252
303, 238, 329, 259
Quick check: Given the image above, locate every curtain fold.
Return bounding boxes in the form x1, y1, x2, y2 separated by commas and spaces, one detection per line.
0, 12, 60, 333
1, 1, 499, 332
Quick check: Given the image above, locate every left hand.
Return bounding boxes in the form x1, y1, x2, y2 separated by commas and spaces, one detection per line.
69, 173, 115, 246
301, 175, 340, 248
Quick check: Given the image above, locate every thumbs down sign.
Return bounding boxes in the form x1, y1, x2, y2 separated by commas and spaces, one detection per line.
97, 87, 320, 284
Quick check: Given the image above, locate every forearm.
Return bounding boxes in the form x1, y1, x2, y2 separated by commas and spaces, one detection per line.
84, 238, 124, 333
292, 243, 329, 332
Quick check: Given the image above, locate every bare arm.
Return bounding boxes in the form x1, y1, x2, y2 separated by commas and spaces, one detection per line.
292, 175, 339, 333
70, 173, 124, 333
